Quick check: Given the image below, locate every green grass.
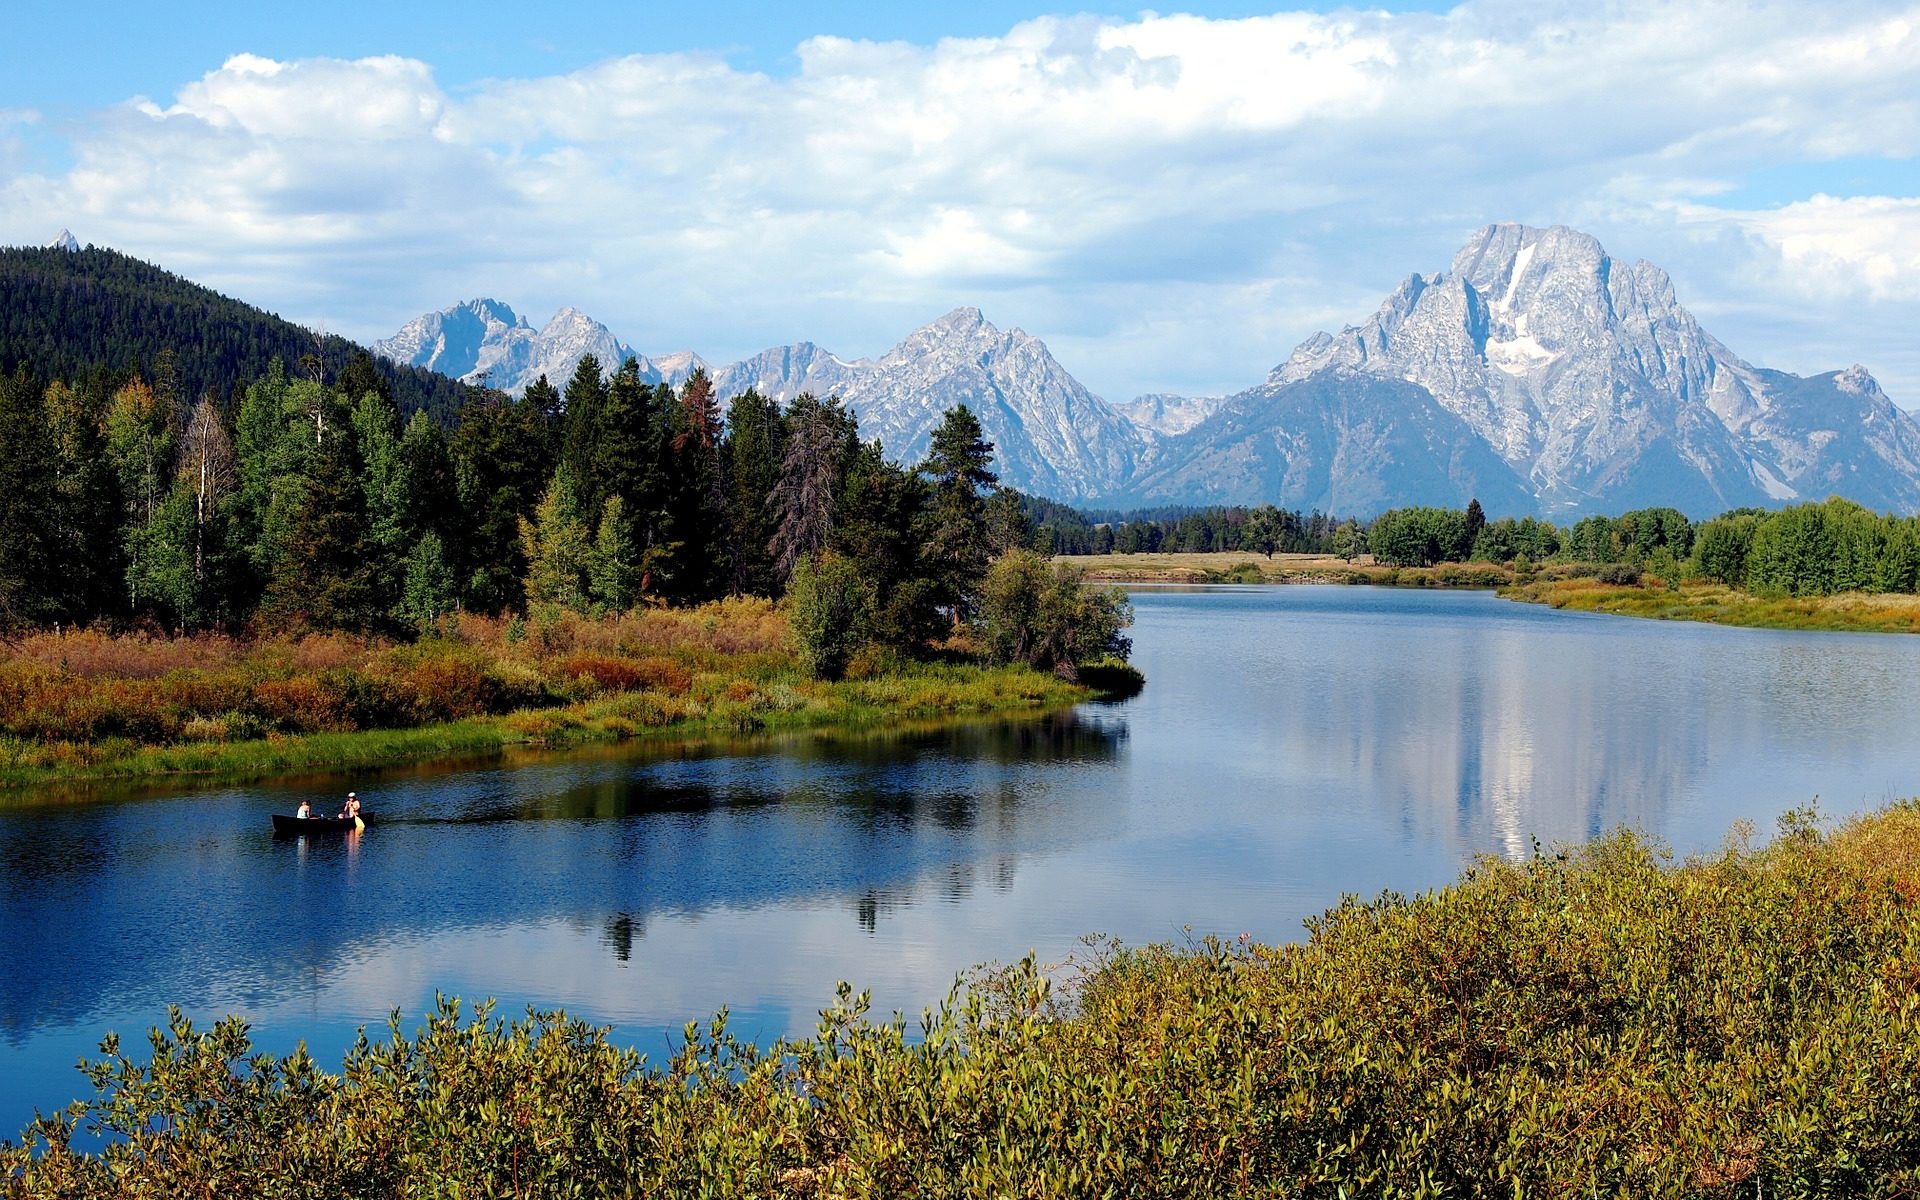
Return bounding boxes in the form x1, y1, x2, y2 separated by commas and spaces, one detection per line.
1503, 578, 1920, 634
0, 661, 1086, 795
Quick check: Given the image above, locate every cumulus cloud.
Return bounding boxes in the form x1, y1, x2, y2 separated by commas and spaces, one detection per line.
3, 0, 1919, 402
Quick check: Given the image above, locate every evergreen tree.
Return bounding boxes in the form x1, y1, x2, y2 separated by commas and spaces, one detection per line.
725, 388, 785, 597
917, 405, 998, 621
0, 367, 59, 628
662, 369, 729, 603
43, 379, 123, 620
451, 393, 555, 613
834, 441, 939, 651
558, 355, 610, 513
771, 393, 856, 582
260, 422, 381, 631
984, 487, 1033, 557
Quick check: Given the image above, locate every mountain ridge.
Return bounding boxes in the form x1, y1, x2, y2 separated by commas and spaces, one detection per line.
375, 222, 1920, 516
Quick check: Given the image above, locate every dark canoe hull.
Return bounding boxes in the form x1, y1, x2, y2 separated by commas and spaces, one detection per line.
272, 813, 371, 836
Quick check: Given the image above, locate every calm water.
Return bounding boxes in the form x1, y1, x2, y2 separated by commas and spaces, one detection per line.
6, 585, 1920, 1128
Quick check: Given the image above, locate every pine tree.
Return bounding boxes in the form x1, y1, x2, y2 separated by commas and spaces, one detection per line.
663, 368, 728, 602
44, 379, 123, 620
917, 405, 998, 621
772, 393, 856, 582
260, 422, 381, 631
725, 388, 785, 597
450, 393, 555, 613
0, 367, 59, 628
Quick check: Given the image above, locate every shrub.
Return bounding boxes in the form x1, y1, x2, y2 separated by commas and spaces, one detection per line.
978, 550, 1134, 676
785, 552, 874, 681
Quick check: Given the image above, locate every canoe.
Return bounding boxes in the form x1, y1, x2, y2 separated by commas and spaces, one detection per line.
272, 813, 372, 836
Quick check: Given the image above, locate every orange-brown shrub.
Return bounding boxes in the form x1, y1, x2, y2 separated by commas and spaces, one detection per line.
560, 654, 645, 693
630, 656, 693, 696
251, 676, 355, 733
376, 645, 501, 723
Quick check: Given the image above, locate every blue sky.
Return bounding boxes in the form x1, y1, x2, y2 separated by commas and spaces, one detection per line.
2, 0, 1917, 405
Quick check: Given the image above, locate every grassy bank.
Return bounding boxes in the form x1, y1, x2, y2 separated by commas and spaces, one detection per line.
1073, 550, 1920, 636
0, 601, 1090, 792
1068, 550, 1513, 588
9, 802, 1919, 1195
1503, 576, 1920, 634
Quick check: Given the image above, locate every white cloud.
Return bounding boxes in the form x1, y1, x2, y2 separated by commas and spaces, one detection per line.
3, 0, 1919, 403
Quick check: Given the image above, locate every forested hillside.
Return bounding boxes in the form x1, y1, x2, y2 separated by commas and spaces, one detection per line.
0, 246, 472, 423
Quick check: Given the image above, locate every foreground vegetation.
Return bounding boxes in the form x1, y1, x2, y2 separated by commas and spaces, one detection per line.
0, 600, 1098, 790
8, 802, 1919, 1195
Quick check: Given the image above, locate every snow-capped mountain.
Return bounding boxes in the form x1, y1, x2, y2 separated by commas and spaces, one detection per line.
374, 300, 702, 394
382, 228, 1920, 514
711, 310, 1145, 500
46, 230, 79, 252
1131, 223, 1920, 514
1112, 393, 1226, 438
841, 308, 1146, 500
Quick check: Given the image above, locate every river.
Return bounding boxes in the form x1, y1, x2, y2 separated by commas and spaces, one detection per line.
5, 584, 1919, 1130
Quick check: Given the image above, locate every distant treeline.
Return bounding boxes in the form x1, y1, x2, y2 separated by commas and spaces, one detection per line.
0, 349, 1137, 680
1366, 498, 1920, 597
1037, 492, 1920, 598
1026, 499, 1351, 556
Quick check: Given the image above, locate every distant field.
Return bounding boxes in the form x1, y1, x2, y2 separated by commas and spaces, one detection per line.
1061, 552, 1513, 589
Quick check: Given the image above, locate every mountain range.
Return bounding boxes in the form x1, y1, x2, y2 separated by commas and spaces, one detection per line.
368, 222, 1918, 516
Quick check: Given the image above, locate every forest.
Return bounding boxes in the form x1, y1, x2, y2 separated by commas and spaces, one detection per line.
0, 346, 1129, 683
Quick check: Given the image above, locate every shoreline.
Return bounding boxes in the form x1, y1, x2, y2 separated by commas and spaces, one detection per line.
1067, 552, 1920, 636
0, 663, 1091, 800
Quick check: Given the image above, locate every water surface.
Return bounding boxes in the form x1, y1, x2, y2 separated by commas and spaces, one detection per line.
5, 586, 1918, 1128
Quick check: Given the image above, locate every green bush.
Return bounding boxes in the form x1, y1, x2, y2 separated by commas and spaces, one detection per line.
977, 550, 1133, 677
784, 551, 874, 681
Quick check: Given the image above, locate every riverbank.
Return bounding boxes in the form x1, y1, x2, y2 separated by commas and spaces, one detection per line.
1501, 577, 1920, 634
1068, 550, 1512, 588
1068, 551, 1920, 636
0, 601, 1093, 792
9, 800, 1916, 1194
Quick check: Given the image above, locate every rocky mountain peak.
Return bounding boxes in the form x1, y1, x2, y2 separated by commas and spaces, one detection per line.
46, 229, 79, 252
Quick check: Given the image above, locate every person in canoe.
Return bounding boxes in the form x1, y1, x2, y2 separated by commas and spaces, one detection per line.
295, 799, 313, 819
339, 792, 362, 821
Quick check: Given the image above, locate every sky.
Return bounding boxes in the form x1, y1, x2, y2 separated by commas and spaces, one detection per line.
2, 0, 1918, 405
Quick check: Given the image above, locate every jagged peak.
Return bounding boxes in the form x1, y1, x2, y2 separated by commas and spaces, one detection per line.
46, 229, 79, 252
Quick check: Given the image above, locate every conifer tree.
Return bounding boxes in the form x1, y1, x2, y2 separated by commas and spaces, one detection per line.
663, 369, 728, 602
260, 422, 380, 631
725, 388, 785, 597
772, 393, 856, 581
451, 393, 554, 613
44, 379, 123, 620
0, 367, 59, 628
917, 404, 998, 621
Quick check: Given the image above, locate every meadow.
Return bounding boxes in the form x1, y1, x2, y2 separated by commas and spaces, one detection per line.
0, 600, 1087, 791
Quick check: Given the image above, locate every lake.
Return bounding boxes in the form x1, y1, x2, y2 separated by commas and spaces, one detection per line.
6, 584, 1920, 1130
